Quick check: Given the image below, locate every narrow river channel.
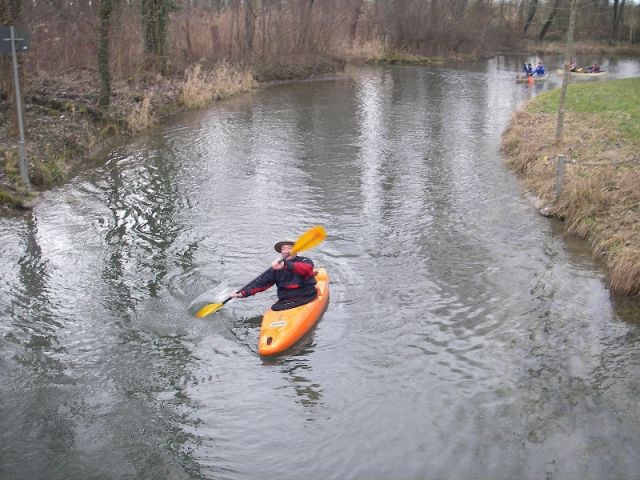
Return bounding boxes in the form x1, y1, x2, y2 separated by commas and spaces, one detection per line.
1, 56, 639, 480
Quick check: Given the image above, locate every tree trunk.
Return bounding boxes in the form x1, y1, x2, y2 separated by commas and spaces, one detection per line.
348, 0, 363, 49
523, 0, 538, 35
538, 0, 560, 41
244, 0, 255, 55
261, 0, 268, 58
98, 0, 114, 107
141, 0, 175, 73
296, 0, 314, 53
183, 3, 193, 60
0, 0, 22, 136
556, 0, 577, 145
612, 0, 626, 42
229, 3, 236, 58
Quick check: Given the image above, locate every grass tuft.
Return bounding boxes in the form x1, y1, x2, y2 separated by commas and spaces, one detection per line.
0, 189, 24, 208
126, 95, 155, 133
181, 62, 255, 109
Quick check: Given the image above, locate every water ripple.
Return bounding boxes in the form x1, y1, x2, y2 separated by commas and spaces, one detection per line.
2, 60, 640, 480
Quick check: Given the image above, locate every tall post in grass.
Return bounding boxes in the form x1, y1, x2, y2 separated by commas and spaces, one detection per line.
555, 0, 577, 145
555, 155, 566, 198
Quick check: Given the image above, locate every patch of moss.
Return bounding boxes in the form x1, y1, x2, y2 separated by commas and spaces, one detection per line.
0, 188, 25, 209
32, 156, 68, 187
2, 149, 22, 184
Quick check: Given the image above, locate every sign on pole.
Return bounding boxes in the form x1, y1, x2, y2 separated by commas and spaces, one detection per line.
0, 26, 29, 53
1, 25, 30, 188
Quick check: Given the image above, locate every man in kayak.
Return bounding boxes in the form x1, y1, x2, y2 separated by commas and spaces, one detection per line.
231, 240, 318, 311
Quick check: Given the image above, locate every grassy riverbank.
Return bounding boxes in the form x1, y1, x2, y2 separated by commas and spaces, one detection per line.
501, 77, 640, 296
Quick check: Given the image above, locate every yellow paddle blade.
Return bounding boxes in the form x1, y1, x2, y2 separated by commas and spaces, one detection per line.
194, 302, 224, 318
292, 225, 327, 254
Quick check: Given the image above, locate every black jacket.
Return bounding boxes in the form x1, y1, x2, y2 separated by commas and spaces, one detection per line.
240, 256, 317, 300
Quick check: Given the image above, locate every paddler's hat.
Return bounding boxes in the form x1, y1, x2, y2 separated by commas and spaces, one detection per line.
274, 240, 295, 253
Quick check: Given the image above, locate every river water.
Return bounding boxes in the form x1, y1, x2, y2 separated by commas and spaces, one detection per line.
1, 56, 640, 480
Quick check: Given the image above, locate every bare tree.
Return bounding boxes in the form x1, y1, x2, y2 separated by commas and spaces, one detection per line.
523, 0, 539, 35
612, 0, 626, 41
557, 0, 577, 145
348, 0, 364, 49
141, 0, 178, 72
244, 0, 257, 54
296, 0, 314, 53
10, 0, 637, 101
538, 0, 561, 41
98, 0, 115, 107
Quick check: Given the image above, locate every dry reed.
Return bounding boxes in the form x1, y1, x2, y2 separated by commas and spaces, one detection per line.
180, 62, 255, 109
126, 95, 155, 133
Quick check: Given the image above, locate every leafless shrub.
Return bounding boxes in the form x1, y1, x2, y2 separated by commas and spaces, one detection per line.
181, 61, 255, 109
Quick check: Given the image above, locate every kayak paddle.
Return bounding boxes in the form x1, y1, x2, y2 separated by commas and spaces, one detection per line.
193, 225, 327, 318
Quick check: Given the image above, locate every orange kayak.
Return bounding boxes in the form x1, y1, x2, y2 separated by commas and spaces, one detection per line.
258, 268, 329, 356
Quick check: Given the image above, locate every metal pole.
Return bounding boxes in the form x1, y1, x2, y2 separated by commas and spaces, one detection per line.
9, 25, 30, 188
555, 155, 566, 198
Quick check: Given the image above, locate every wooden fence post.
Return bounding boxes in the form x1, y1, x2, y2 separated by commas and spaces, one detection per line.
555, 154, 566, 198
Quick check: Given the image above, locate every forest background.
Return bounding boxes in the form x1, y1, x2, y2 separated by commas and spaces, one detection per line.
0, 0, 639, 203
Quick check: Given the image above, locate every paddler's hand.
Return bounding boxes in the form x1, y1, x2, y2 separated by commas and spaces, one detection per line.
231, 291, 245, 298
272, 259, 286, 270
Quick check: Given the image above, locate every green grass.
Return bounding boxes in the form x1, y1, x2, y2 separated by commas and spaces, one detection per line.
0, 189, 24, 208
528, 78, 640, 142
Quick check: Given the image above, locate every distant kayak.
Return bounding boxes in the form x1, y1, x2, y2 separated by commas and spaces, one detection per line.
515, 74, 549, 83
555, 68, 608, 78
258, 268, 329, 356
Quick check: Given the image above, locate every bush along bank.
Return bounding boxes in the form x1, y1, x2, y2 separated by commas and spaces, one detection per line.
501, 77, 640, 296
0, 56, 345, 212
